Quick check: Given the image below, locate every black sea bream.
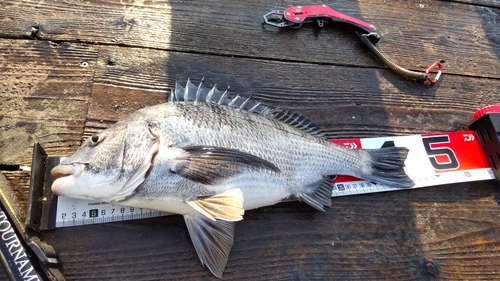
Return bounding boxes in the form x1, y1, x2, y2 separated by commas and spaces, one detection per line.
51, 80, 414, 278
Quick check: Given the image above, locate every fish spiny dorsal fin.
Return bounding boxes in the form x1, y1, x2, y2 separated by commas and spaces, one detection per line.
169, 88, 175, 102
195, 78, 204, 102
185, 78, 202, 102
169, 81, 179, 102
227, 94, 240, 107
239, 96, 252, 109
217, 88, 229, 105
183, 78, 191, 101
206, 85, 216, 103
248, 101, 262, 113
169, 79, 202, 103
170, 80, 185, 103
170, 79, 327, 139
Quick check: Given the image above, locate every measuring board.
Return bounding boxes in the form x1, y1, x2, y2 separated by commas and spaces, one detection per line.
30, 130, 492, 229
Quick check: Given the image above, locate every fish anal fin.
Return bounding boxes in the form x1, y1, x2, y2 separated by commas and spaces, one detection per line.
299, 178, 333, 212
184, 213, 235, 278
187, 189, 244, 222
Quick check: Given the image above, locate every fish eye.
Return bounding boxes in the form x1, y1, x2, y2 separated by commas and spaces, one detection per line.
89, 133, 106, 146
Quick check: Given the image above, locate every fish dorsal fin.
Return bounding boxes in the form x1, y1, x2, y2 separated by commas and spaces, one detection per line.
184, 214, 235, 278
186, 189, 244, 221
264, 108, 327, 139
169, 79, 327, 139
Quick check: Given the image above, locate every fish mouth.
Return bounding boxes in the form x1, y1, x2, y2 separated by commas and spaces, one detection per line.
50, 164, 84, 196
51, 164, 75, 180
50, 162, 125, 200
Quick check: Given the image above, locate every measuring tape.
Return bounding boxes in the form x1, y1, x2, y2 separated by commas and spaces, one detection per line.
26, 111, 499, 230
54, 200, 170, 228
329, 131, 494, 196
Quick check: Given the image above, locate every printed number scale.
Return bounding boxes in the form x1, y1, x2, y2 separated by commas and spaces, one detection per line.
26, 110, 500, 230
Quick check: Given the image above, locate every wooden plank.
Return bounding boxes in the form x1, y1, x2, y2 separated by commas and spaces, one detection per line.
86, 46, 499, 140
0, 0, 498, 78
0, 170, 30, 213
83, 46, 171, 138
38, 181, 500, 280
0, 40, 97, 164
412, 183, 500, 280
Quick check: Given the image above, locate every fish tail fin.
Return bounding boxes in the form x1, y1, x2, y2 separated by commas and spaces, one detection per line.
362, 147, 415, 188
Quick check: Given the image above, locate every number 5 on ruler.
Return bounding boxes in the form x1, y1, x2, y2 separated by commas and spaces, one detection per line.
422, 135, 459, 171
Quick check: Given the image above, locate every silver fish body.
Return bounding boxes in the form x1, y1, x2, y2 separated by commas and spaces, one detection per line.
51, 80, 414, 278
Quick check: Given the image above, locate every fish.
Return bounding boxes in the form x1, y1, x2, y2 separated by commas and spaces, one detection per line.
50, 79, 414, 278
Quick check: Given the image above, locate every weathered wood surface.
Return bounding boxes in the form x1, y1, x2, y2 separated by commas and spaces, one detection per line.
1, 0, 499, 78
0, 0, 499, 280
0, 40, 96, 164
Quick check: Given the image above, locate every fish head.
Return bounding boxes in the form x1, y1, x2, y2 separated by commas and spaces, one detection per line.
51, 120, 159, 202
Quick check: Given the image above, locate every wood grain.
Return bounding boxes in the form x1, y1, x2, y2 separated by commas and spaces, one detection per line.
0, 40, 97, 164
1, 170, 30, 212
0, 0, 498, 78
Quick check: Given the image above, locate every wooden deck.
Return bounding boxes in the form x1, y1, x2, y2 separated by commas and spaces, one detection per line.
1, 0, 499, 279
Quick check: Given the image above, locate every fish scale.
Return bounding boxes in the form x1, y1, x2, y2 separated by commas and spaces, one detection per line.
160, 102, 323, 177
50, 80, 413, 278
169, 103, 333, 184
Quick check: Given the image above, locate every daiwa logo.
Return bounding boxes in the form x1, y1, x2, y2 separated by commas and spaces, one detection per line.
463, 134, 475, 141
343, 142, 358, 149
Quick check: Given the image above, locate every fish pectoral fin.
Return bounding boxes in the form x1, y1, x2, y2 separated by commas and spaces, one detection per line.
174, 145, 280, 185
184, 213, 235, 278
187, 189, 244, 222
298, 177, 333, 212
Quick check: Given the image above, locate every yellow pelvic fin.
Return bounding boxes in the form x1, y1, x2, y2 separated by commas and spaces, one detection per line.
187, 189, 244, 222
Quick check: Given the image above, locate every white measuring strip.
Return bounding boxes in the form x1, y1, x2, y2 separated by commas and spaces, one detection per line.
55, 201, 171, 227
54, 131, 494, 228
